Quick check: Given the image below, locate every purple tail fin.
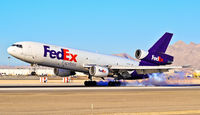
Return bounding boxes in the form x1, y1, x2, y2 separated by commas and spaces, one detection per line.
131, 32, 174, 79
138, 32, 174, 66
148, 32, 173, 53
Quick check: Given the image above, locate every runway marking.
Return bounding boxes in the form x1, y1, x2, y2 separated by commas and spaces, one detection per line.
0, 86, 200, 91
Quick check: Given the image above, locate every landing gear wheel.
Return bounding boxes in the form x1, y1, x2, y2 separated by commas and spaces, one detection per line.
84, 81, 97, 86
108, 81, 121, 86
31, 71, 36, 76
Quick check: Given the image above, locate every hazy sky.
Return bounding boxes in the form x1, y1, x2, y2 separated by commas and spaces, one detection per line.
0, 0, 200, 65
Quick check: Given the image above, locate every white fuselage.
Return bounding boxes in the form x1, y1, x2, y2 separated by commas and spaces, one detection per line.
7, 42, 139, 73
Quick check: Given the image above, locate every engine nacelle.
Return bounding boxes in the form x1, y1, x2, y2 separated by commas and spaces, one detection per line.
89, 66, 109, 77
54, 68, 76, 77
135, 49, 149, 60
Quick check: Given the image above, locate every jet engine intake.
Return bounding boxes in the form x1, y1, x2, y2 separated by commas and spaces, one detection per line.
54, 68, 76, 77
89, 66, 109, 77
135, 49, 149, 60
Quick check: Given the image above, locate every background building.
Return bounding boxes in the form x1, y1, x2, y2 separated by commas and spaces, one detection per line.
0, 66, 86, 76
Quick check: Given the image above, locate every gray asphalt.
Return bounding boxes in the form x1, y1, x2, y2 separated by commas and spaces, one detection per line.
1, 85, 200, 114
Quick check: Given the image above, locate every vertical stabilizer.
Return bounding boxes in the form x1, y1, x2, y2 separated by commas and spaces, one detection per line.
148, 32, 173, 53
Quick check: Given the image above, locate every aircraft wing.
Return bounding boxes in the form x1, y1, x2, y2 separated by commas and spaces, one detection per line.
84, 64, 185, 74
110, 65, 184, 74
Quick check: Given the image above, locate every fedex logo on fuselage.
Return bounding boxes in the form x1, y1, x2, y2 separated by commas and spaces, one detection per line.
99, 69, 106, 73
43, 45, 78, 62
151, 55, 163, 62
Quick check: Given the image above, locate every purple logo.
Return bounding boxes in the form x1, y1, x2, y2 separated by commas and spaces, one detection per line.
44, 45, 78, 62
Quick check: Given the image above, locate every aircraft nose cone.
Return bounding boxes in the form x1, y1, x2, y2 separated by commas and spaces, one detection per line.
7, 47, 13, 55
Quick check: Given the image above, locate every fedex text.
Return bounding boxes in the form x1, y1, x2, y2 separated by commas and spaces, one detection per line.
151, 55, 163, 62
44, 45, 77, 62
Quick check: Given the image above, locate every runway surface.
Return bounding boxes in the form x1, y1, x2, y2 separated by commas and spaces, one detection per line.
1, 78, 200, 114
0, 85, 200, 115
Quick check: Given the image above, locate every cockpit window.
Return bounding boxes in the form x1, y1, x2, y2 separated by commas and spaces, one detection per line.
12, 44, 23, 48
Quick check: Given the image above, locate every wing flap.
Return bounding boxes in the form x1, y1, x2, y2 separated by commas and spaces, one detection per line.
135, 69, 169, 74
110, 65, 183, 70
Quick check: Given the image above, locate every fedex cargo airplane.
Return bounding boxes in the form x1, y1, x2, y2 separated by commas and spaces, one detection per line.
7, 32, 182, 86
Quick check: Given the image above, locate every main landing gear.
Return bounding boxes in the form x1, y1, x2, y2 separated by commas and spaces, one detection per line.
84, 81, 97, 86
84, 80, 121, 86
108, 81, 121, 86
84, 74, 97, 86
84, 75, 121, 86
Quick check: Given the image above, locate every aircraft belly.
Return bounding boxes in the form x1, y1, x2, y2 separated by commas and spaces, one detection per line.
36, 56, 87, 73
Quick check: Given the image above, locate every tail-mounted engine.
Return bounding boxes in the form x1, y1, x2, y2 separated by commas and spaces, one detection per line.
135, 49, 173, 65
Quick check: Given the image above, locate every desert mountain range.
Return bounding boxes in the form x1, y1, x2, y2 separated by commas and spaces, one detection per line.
166, 41, 200, 69
115, 41, 200, 69
113, 53, 138, 61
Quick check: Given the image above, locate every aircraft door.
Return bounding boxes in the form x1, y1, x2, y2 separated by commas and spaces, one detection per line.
23, 44, 35, 63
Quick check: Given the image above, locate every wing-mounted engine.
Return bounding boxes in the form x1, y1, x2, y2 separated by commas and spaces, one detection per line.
135, 49, 173, 65
89, 66, 109, 77
54, 68, 76, 77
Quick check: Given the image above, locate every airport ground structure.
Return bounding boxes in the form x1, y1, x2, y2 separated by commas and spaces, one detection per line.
0, 66, 54, 76
0, 66, 86, 77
